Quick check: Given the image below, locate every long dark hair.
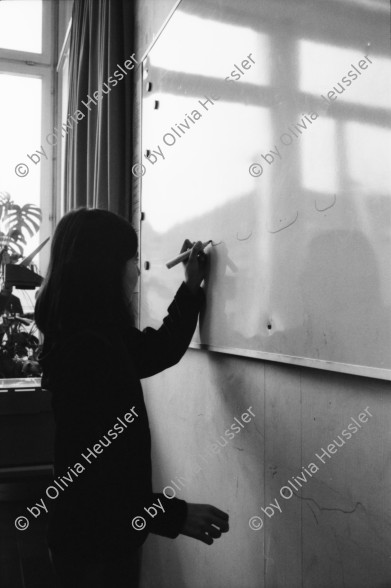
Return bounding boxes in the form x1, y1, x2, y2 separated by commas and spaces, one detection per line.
35, 208, 138, 337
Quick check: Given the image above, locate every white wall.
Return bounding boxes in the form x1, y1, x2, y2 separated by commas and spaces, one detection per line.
139, 350, 391, 588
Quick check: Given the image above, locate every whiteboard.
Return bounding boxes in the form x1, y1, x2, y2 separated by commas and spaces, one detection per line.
139, 0, 391, 380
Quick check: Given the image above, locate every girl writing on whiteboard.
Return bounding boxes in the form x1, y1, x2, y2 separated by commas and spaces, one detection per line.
35, 208, 229, 588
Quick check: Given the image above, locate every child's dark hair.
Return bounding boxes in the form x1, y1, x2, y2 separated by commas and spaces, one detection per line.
35, 207, 138, 337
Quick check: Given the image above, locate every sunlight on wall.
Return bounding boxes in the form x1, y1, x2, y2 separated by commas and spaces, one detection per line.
149, 10, 269, 86
143, 96, 270, 233
346, 121, 391, 192
299, 40, 391, 110
300, 117, 337, 194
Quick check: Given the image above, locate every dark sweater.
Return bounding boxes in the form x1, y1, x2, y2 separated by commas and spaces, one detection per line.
38, 281, 205, 561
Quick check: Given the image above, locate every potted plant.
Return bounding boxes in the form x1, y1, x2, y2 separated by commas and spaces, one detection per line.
0, 191, 43, 378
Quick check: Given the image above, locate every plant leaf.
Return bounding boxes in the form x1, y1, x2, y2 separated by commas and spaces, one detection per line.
4, 204, 42, 239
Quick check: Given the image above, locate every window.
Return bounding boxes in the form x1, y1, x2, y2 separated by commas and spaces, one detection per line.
0, 0, 54, 277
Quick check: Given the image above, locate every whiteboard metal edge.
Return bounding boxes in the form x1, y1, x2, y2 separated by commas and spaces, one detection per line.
137, 0, 183, 68
188, 342, 391, 381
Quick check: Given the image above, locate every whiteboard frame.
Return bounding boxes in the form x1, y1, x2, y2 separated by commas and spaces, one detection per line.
189, 342, 391, 381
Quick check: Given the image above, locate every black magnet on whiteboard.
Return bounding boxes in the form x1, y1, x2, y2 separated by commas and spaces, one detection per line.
144, 261, 150, 270
145, 149, 151, 157
146, 81, 152, 91
140, 212, 145, 221
154, 100, 159, 109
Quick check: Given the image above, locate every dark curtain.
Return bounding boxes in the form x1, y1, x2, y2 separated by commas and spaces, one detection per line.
64, 0, 135, 218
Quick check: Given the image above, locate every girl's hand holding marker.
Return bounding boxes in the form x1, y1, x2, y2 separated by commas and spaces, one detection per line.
167, 239, 211, 295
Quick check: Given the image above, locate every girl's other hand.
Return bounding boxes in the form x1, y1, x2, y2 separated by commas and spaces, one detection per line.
181, 239, 207, 294
180, 503, 229, 545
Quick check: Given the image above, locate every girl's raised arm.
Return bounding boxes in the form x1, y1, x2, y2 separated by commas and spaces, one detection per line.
126, 280, 205, 379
